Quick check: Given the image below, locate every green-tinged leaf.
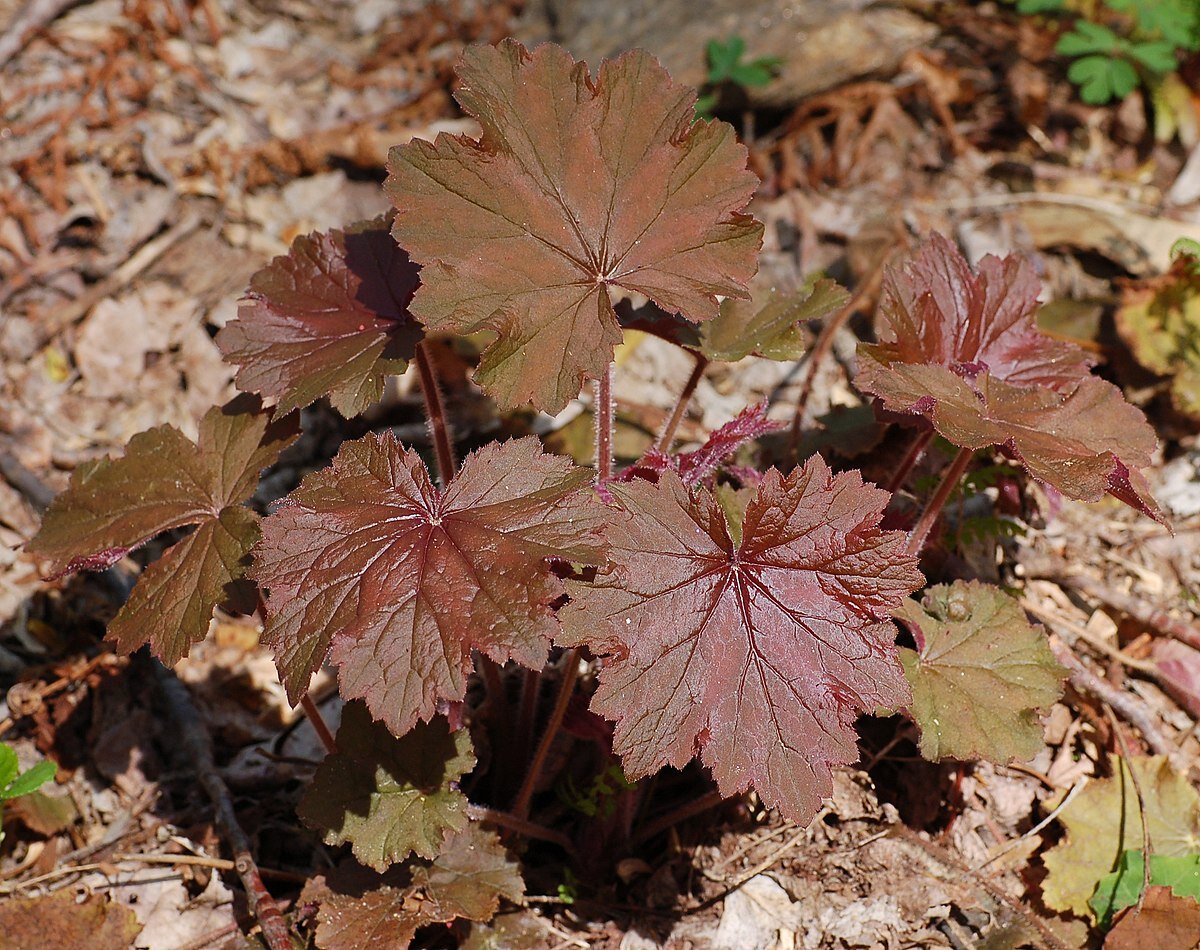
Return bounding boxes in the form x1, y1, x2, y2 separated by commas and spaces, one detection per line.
1017, 0, 1066, 11
896, 581, 1065, 763
1116, 260, 1200, 420
699, 277, 848, 362
8, 788, 78, 836
1128, 40, 1180, 74
1067, 55, 1138, 104
1090, 850, 1200, 927
706, 37, 746, 81
27, 399, 298, 664
411, 826, 525, 922
1042, 756, 1200, 917
1058, 21, 1123, 56
2, 760, 56, 801
0, 745, 17, 791
297, 703, 474, 870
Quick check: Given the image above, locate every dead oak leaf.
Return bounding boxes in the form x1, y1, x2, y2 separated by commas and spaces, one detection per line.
27, 399, 297, 665
217, 216, 422, 417
252, 434, 605, 732
385, 39, 762, 412
561, 457, 922, 822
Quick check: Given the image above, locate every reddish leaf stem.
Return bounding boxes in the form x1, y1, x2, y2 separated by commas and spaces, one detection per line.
414, 341, 457, 486
594, 364, 615, 484
907, 447, 973, 556
631, 788, 727, 845
655, 354, 709, 453
465, 804, 576, 854
512, 650, 580, 820
884, 429, 934, 497
789, 259, 886, 453
514, 667, 540, 771
299, 693, 337, 756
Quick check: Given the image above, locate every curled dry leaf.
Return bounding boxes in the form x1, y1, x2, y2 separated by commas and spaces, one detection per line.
217, 216, 423, 417
252, 434, 606, 730
562, 456, 922, 822
386, 39, 762, 412
297, 702, 474, 869
896, 580, 1065, 763
26, 399, 298, 665
856, 233, 1163, 521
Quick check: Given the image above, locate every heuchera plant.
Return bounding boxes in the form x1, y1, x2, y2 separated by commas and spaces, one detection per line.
27, 38, 1165, 945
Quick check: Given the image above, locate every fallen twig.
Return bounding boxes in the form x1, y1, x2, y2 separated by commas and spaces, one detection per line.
0, 0, 84, 70
1048, 635, 1187, 772
153, 662, 294, 950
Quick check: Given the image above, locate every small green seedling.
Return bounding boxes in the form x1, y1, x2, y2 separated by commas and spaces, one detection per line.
0, 742, 57, 845
696, 36, 782, 115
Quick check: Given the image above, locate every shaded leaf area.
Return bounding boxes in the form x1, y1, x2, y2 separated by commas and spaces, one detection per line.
1104, 885, 1200, 948
27, 399, 298, 665
1042, 755, 1200, 917
896, 580, 1065, 763
217, 215, 422, 417
1116, 252, 1200, 420
620, 274, 848, 363
855, 233, 1162, 521
386, 39, 762, 412
562, 457, 922, 823
302, 826, 523, 950
253, 434, 606, 730
0, 889, 142, 950
1090, 850, 1200, 927
297, 703, 474, 870
616, 401, 782, 489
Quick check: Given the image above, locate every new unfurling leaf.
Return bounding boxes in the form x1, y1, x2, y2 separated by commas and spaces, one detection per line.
856, 234, 1162, 521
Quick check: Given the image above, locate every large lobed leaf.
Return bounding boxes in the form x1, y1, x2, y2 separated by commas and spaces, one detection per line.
1042, 755, 1200, 917
896, 581, 1065, 763
856, 234, 1163, 521
27, 400, 297, 665
252, 434, 605, 732
385, 39, 762, 412
218, 216, 423, 417
297, 703, 474, 869
562, 456, 922, 823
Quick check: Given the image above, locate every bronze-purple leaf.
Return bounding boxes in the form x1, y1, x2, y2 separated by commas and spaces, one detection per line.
856, 234, 1163, 521
385, 40, 762, 412
561, 457, 922, 823
217, 216, 422, 417
252, 434, 606, 732
27, 400, 298, 665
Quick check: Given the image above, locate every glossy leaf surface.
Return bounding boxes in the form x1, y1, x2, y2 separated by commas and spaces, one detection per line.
297, 703, 474, 869
218, 217, 422, 417
27, 400, 297, 664
856, 234, 1162, 520
896, 581, 1065, 763
562, 457, 922, 822
386, 40, 762, 411
253, 434, 605, 729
